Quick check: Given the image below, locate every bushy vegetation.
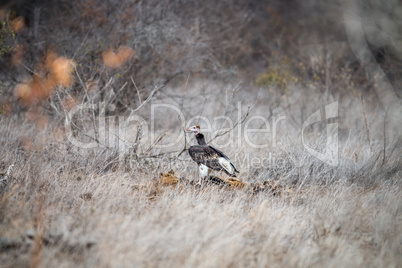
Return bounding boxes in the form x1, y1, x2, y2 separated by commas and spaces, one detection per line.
0, 0, 401, 267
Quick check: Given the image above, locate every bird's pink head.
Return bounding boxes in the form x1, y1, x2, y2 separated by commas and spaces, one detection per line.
186, 125, 200, 134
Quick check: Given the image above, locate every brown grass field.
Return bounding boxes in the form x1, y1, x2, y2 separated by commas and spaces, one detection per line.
1, 80, 401, 267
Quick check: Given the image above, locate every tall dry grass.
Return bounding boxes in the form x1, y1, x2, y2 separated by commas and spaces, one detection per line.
0, 79, 401, 267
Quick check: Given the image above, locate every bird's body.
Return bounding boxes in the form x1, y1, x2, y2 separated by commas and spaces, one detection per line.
187, 126, 239, 181
188, 139, 239, 177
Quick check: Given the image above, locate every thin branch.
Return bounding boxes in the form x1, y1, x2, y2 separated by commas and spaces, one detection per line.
72, 25, 92, 61
125, 73, 180, 126
197, 96, 207, 125
209, 105, 252, 143
130, 76, 142, 103
143, 150, 181, 159
382, 109, 388, 165
55, 90, 69, 120
74, 67, 100, 142
106, 81, 127, 107
180, 72, 191, 110
20, 63, 38, 76
146, 132, 167, 153
129, 84, 159, 113
132, 125, 143, 157
224, 81, 241, 114
93, 77, 114, 106
74, 65, 89, 103
217, 87, 261, 140
361, 96, 372, 153
69, 118, 105, 146
177, 129, 188, 157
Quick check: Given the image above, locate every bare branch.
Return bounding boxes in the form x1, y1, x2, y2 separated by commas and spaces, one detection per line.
177, 129, 188, 157
382, 109, 388, 165
361, 96, 372, 153
130, 76, 142, 104
146, 132, 167, 153
210, 87, 260, 143
209, 105, 252, 143
106, 82, 127, 107
125, 73, 181, 126
69, 118, 105, 146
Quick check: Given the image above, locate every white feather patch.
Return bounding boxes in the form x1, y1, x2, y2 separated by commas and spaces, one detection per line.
218, 157, 234, 175
199, 164, 209, 178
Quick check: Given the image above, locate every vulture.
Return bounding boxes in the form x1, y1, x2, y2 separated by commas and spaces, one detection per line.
186, 125, 239, 181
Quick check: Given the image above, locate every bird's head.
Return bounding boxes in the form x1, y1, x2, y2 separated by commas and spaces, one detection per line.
186, 125, 200, 134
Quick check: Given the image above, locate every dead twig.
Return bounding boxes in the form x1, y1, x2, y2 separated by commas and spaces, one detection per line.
131, 76, 142, 104
209, 105, 252, 143
106, 82, 128, 108
144, 150, 181, 159
146, 132, 167, 153
177, 129, 188, 157
361, 96, 372, 153
210, 87, 261, 143
382, 109, 388, 165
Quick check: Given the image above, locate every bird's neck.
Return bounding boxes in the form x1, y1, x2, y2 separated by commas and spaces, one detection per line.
195, 133, 207, 145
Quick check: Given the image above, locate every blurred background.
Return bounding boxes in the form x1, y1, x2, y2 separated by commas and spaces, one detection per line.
1, 0, 401, 103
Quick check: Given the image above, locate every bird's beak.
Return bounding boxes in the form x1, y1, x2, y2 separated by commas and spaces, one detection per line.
186, 127, 191, 132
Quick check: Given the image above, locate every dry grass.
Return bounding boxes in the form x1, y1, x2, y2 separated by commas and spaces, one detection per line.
0, 80, 401, 267
0, 156, 401, 267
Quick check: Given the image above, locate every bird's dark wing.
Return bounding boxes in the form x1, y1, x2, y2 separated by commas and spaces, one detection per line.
208, 146, 239, 173
188, 145, 239, 176
188, 145, 221, 170
208, 146, 229, 159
